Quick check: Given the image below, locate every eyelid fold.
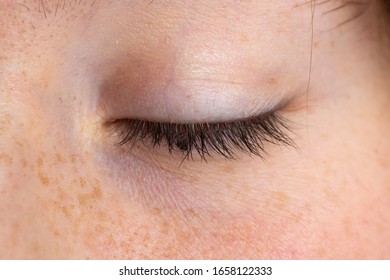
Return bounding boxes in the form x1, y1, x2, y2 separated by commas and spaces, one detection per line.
95, 55, 300, 123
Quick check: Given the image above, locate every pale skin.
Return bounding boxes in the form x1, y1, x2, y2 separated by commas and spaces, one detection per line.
0, 0, 390, 259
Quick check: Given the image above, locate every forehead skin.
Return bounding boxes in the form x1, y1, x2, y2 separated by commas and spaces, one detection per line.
1, 0, 390, 259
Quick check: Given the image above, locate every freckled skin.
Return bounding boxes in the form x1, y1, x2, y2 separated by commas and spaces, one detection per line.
1, 0, 390, 259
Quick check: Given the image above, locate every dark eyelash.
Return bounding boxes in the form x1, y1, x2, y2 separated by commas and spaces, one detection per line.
109, 112, 296, 161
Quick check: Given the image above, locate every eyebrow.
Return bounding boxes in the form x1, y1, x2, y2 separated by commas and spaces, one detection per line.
18, 0, 314, 20
15, 0, 105, 18
18, 0, 258, 19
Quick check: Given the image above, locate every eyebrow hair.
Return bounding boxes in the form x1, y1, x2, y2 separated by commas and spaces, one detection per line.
312, 0, 371, 27
18, 0, 371, 27
15, 0, 104, 18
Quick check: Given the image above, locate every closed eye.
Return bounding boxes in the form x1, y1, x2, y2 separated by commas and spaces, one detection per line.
107, 111, 296, 162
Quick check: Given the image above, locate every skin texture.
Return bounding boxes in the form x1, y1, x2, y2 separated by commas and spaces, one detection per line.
0, 0, 390, 259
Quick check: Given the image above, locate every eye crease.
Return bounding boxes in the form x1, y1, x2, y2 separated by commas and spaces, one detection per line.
107, 111, 296, 162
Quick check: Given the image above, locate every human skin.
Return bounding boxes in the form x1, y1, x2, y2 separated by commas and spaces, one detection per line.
0, 0, 390, 259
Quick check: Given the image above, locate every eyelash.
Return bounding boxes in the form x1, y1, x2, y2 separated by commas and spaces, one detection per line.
108, 112, 295, 161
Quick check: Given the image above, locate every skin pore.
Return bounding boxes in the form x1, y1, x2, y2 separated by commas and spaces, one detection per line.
0, 0, 390, 259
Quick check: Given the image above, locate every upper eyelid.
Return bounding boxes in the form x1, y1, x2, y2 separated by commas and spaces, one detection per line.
99, 76, 297, 124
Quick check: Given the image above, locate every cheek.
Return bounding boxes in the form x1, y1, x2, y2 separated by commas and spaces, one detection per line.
2, 106, 390, 260
0, 118, 311, 260
291, 102, 390, 259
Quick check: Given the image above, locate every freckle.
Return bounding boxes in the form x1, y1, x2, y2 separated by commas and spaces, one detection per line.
15, 140, 24, 147
77, 194, 88, 206
319, 133, 328, 141
94, 178, 101, 187
57, 187, 67, 200
315, 247, 327, 258
377, 153, 390, 169
2, 113, 12, 125
0, 153, 13, 165
12, 221, 20, 232
55, 153, 66, 164
36, 157, 43, 167
79, 177, 87, 188
38, 172, 50, 186
62, 206, 71, 218
221, 164, 234, 174
186, 208, 200, 219
151, 207, 163, 215
30, 241, 41, 254
323, 187, 338, 203
342, 217, 353, 238
78, 187, 103, 206
91, 187, 102, 199
95, 208, 104, 217
268, 77, 278, 86
239, 33, 249, 43
94, 225, 105, 233
272, 191, 290, 210
289, 212, 302, 223
70, 154, 77, 163
160, 221, 170, 234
